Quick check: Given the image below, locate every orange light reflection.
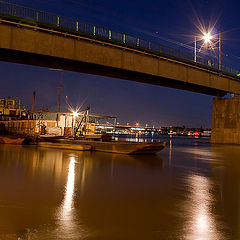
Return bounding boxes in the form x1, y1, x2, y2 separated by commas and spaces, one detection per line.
184, 175, 223, 240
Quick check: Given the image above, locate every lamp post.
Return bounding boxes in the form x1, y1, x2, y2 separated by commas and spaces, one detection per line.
194, 33, 212, 63
194, 31, 221, 70
194, 36, 197, 62
72, 111, 79, 136
219, 32, 221, 70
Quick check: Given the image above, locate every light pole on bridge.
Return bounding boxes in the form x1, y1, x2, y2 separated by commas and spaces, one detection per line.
194, 31, 221, 70
219, 32, 221, 70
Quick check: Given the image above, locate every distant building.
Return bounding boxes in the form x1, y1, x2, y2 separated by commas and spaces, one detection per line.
0, 97, 25, 116
188, 131, 200, 136
201, 130, 211, 137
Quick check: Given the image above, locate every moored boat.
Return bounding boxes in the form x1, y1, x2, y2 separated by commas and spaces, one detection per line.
85, 140, 166, 154
0, 136, 28, 145
38, 138, 166, 155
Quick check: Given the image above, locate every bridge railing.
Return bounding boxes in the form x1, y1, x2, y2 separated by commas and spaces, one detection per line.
0, 0, 239, 78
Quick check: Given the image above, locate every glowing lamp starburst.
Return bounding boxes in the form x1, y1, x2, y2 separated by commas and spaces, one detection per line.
202, 32, 212, 43
72, 111, 79, 117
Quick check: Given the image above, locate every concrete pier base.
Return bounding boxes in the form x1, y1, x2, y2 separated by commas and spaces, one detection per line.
211, 97, 240, 144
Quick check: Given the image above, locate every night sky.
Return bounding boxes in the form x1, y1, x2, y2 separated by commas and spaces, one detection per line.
1, 0, 240, 128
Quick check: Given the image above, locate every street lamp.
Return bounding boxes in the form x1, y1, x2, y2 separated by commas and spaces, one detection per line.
194, 31, 221, 70
72, 110, 79, 136
194, 31, 212, 62
72, 111, 79, 118
202, 32, 212, 43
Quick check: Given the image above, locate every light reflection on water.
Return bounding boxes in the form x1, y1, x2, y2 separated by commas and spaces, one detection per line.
55, 155, 88, 240
183, 175, 221, 240
0, 136, 238, 239
62, 156, 75, 215
56, 156, 83, 239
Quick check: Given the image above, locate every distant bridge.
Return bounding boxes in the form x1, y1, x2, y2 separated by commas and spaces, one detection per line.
0, 1, 240, 96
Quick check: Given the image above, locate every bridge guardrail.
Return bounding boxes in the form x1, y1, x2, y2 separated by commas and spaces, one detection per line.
0, 0, 239, 78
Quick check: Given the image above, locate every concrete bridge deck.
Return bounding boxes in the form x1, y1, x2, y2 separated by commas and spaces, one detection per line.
0, 1, 240, 96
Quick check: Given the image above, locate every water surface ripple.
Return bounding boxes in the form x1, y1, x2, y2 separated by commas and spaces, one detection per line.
0, 136, 238, 239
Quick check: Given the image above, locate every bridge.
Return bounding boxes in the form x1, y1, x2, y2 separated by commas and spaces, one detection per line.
0, 1, 240, 97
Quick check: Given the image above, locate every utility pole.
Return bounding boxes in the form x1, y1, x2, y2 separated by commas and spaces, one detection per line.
219, 32, 221, 71
194, 36, 197, 63
57, 70, 64, 112
57, 82, 63, 112
18, 99, 21, 118
31, 90, 36, 113
49, 68, 64, 112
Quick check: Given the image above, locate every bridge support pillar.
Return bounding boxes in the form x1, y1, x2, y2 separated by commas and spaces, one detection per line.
211, 97, 240, 144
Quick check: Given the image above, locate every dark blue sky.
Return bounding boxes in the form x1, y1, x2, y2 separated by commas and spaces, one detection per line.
1, 0, 240, 127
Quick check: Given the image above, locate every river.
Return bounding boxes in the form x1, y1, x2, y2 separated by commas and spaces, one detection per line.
0, 136, 239, 239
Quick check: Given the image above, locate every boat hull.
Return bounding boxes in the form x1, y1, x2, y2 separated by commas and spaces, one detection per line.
38, 139, 166, 155
38, 142, 92, 151
0, 136, 27, 145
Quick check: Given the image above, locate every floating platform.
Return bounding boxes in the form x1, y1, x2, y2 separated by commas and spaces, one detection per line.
38, 138, 166, 155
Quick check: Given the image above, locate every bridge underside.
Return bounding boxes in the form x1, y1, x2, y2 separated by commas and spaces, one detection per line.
1, 13, 240, 146
0, 21, 240, 97
0, 48, 227, 97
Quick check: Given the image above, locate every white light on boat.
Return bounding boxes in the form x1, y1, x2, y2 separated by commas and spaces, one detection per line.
72, 111, 79, 117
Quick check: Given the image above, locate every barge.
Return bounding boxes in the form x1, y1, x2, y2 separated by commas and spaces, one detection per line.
38, 138, 166, 155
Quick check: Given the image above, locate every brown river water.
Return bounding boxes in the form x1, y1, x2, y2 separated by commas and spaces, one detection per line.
0, 136, 239, 240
